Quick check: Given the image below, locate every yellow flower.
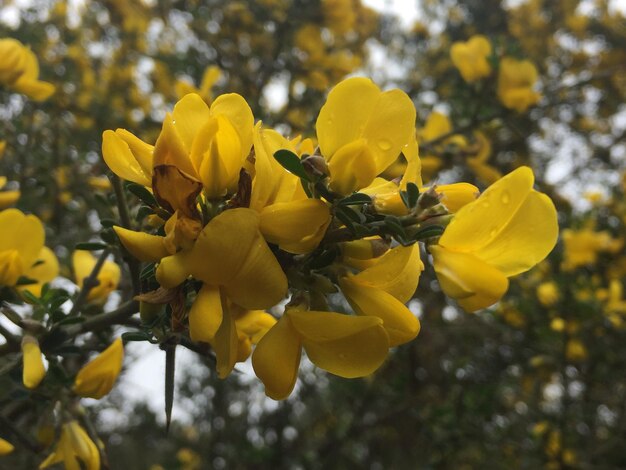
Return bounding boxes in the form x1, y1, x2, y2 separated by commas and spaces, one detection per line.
252, 125, 331, 254
157, 208, 287, 377
430, 167, 558, 311
17, 247, 60, 298
0, 209, 45, 287
101, 128, 154, 187
22, 335, 46, 389
537, 281, 560, 307
450, 35, 492, 82
497, 57, 541, 112
0, 176, 20, 208
0, 38, 55, 101
339, 244, 422, 346
39, 421, 100, 470
315, 77, 416, 194
0, 438, 14, 455
73, 338, 124, 399
72, 251, 121, 303
253, 307, 389, 400
561, 228, 622, 270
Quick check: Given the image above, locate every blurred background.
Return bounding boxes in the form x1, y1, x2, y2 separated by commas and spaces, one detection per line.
1, 0, 625, 468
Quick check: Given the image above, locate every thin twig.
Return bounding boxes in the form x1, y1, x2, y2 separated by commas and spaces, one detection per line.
111, 175, 141, 295
65, 300, 139, 336
68, 248, 111, 317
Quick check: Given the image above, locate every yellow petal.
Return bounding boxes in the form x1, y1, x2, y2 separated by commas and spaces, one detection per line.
156, 251, 192, 288
102, 130, 151, 186
259, 199, 330, 253
0, 190, 20, 208
189, 284, 223, 343
436, 182, 479, 213
73, 338, 124, 399
327, 138, 378, 194
288, 310, 389, 378
399, 133, 423, 189
114, 226, 169, 262
439, 166, 534, 252
22, 336, 46, 389
473, 189, 558, 276
316, 77, 415, 173
114, 129, 154, 177
210, 93, 254, 163
19, 246, 59, 298
65, 421, 100, 470
340, 277, 420, 346
0, 438, 14, 455
252, 314, 302, 400
153, 115, 197, 178
351, 244, 423, 303
171, 93, 211, 153
430, 245, 509, 312
0, 209, 44, 266
12, 77, 55, 101
212, 303, 239, 379
234, 309, 276, 344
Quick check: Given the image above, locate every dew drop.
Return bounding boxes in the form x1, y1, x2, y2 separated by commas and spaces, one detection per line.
377, 139, 392, 151
501, 190, 510, 204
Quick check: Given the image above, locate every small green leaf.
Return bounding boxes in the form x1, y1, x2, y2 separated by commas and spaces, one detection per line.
412, 225, 445, 241
140, 263, 156, 281
15, 276, 38, 286
136, 205, 154, 221
125, 182, 158, 206
99, 218, 117, 228
309, 248, 339, 269
75, 242, 108, 251
21, 290, 41, 304
274, 150, 310, 181
338, 193, 372, 206
122, 331, 153, 342
384, 215, 407, 238
406, 182, 420, 208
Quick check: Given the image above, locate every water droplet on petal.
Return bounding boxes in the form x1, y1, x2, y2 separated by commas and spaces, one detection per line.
377, 139, 392, 151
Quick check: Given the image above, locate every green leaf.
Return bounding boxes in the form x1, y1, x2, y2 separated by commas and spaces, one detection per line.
140, 263, 156, 281
15, 276, 38, 286
309, 248, 339, 269
122, 331, 153, 342
411, 225, 445, 241
338, 192, 372, 206
99, 218, 117, 228
273, 150, 311, 182
21, 290, 41, 304
384, 215, 407, 238
75, 242, 108, 251
136, 205, 154, 222
125, 182, 158, 206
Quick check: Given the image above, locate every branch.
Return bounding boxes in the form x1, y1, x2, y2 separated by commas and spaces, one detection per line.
66, 300, 139, 336
111, 175, 141, 295
68, 248, 111, 316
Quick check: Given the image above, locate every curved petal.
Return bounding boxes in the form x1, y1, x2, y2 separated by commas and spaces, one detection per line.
188, 284, 223, 343
153, 115, 197, 177
439, 166, 534, 252
19, 246, 59, 298
73, 338, 124, 399
22, 338, 46, 389
0, 209, 45, 269
289, 310, 389, 378
172, 93, 211, 153
399, 133, 423, 189
102, 130, 151, 186
114, 129, 153, 177
328, 139, 378, 194
114, 226, 169, 262
430, 245, 509, 312
351, 244, 423, 303
259, 199, 330, 253
210, 93, 254, 163
252, 314, 302, 400
475, 190, 558, 276
156, 251, 192, 288
212, 303, 239, 378
340, 277, 420, 346
436, 182, 479, 213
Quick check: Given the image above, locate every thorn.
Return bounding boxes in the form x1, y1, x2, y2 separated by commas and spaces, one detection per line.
164, 341, 176, 434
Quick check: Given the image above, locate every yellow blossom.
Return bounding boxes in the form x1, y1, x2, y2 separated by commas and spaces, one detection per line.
22, 335, 46, 389
73, 338, 124, 399
561, 228, 622, 270
315, 77, 416, 194
497, 57, 541, 112
0, 38, 55, 101
430, 167, 558, 311
450, 35, 492, 82
0, 438, 14, 455
175, 65, 221, 104
0, 176, 20, 208
39, 421, 100, 470
17, 247, 60, 298
537, 281, 560, 307
72, 251, 121, 303
0, 209, 45, 287
253, 307, 389, 400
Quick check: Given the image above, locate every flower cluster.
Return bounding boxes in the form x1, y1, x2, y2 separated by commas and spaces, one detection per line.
103, 77, 558, 399
0, 38, 55, 101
